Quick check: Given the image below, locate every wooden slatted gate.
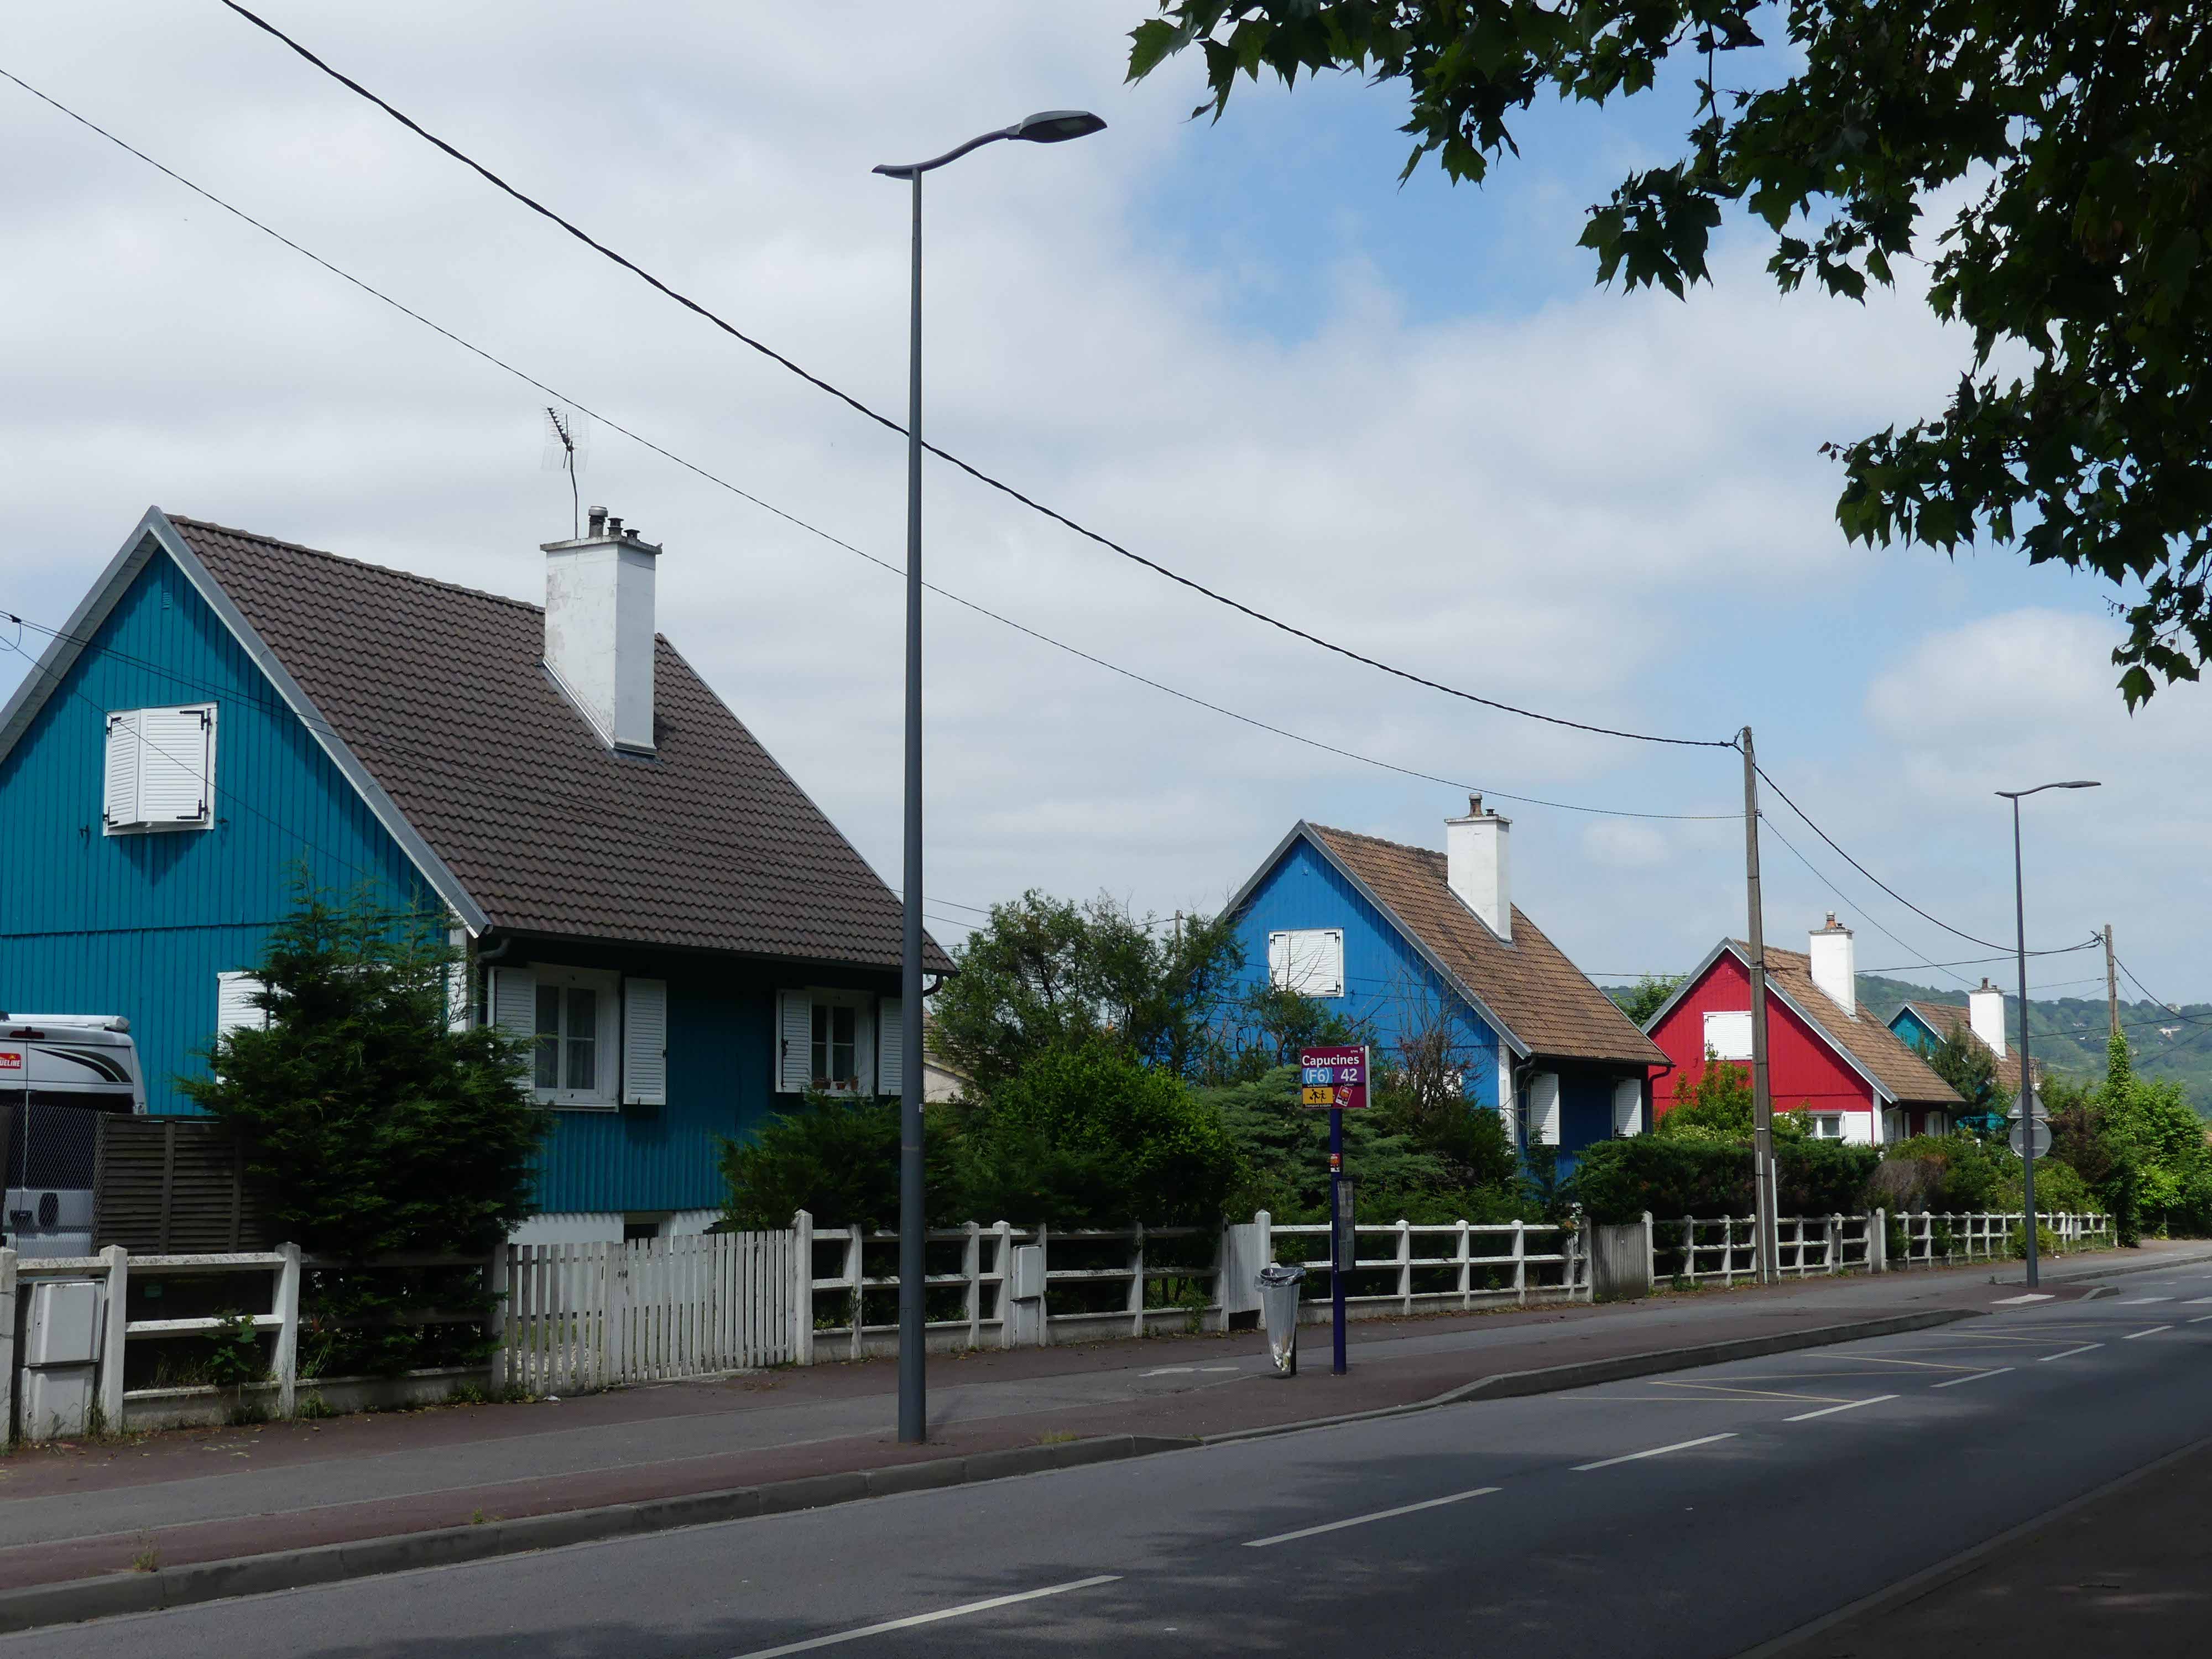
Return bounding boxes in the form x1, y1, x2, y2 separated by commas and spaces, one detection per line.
499, 1231, 795, 1394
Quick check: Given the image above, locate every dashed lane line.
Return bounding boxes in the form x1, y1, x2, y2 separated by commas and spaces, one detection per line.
1243, 1486, 1501, 1548
1784, 1395, 1898, 1423
1637, 1381, 1859, 1405
2038, 1343, 2104, 1361
1930, 1368, 2014, 1389
1991, 1293, 2053, 1305
726, 1575, 1122, 1658
2119, 1297, 2174, 1305
2123, 1325, 2174, 1340
2190, 1316, 2212, 1325
1573, 1433, 1738, 1472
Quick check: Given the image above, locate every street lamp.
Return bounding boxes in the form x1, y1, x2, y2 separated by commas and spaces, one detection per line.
874, 110, 1105, 1447
1996, 779, 2099, 1288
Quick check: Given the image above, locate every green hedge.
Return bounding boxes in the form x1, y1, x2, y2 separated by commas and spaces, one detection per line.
1573, 1139, 1881, 1226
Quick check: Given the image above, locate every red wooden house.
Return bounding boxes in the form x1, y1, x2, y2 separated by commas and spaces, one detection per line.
1644, 915, 1962, 1144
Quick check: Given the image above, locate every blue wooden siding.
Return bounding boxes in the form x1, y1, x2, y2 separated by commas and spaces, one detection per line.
1890, 1009, 1942, 1055
505, 940, 894, 1216
1227, 836, 1503, 1110
0, 547, 431, 1114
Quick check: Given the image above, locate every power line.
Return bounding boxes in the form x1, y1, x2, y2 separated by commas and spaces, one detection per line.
212, 1, 1738, 754
1753, 761, 2021, 952
1756, 815, 1985, 991
0, 70, 1733, 825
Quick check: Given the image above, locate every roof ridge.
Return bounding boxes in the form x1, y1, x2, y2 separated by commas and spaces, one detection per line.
166, 512, 545, 617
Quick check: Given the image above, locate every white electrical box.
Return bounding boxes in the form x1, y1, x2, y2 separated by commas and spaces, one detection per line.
1010, 1244, 1046, 1301
25, 1280, 102, 1365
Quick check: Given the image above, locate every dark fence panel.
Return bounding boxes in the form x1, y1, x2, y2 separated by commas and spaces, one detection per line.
93, 1115, 275, 1253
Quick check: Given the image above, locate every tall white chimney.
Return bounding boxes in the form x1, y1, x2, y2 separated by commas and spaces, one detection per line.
1969, 978, 2007, 1057
542, 506, 659, 753
1445, 795, 1511, 940
1808, 912, 1856, 1016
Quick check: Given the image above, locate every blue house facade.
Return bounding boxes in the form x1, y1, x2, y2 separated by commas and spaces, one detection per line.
1223, 806, 1666, 1164
0, 508, 946, 1242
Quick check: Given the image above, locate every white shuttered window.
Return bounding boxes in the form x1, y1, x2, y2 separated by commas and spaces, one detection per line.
775, 989, 875, 1095
622, 978, 668, 1106
105, 704, 216, 833
215, 971, 269, 1039
878, 998, 904, 1099
1703, 1010, 1754, 1062
1528, 1072, 1562, 1147
1267, 928, 1345, 998
491, 964, 619, 1109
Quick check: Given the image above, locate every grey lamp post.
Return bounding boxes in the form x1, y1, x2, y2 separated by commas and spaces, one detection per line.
1996, 779, 2099, 1288
874, 109, 1104, 1446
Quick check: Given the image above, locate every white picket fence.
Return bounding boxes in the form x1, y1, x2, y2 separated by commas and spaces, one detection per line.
1266, 1217, 1587, 1319
496, 1230, 797, 1395
1893, 1209, 2110, 1265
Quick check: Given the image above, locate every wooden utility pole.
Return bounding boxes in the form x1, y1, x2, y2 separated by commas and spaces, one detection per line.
1741, 727, 1777, 1284
2104, 924, 2120, 1039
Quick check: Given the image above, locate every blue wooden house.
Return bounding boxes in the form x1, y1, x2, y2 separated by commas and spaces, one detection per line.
1223, 801, 1665, 1162
0, 507, 948, 1243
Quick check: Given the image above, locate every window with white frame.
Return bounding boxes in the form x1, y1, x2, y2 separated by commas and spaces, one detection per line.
489, 964, 645, 1109
104, 705, 216, 833
1703, 1009, 1754, 1061
1267, 928, 1345, 999
776, 989, 879, 1095
1808, 1113, 1844, 1140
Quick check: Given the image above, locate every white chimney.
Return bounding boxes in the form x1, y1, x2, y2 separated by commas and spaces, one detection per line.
542, 507, 659, 753
1808, 912, 1856, 1016
1969, 978, 2007, 1057
1445, 795, 1511, 940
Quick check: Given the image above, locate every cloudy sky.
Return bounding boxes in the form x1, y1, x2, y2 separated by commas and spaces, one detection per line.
4, 3, 2201, 1009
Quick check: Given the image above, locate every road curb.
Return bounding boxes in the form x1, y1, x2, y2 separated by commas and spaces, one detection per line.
0, 1433, 1201, 1636
1201, 1307, 1981, 1446
0, 1305, 1986, 1634
1989, 1245, 2212, 1287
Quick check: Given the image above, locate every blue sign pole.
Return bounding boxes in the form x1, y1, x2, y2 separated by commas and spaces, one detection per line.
1329, 1105, 1347, 1374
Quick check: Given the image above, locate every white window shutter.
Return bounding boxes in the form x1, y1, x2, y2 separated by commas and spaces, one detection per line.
1703, 1010, 1754, 1062
136, 706, 213, 826
215, 971, 268, 1039
878, 998, 904, 1099
103, 710, 142, 828
776, 990, 812, 1093
1266, 932, 1290, 988
1530, 1072, 1562, 1147
853, 999, 875, 1098
489, 966, 538, 1089
1268, 929, 1344, 997
1611, 1076, 1643, 1136
623, 978, 668, 1106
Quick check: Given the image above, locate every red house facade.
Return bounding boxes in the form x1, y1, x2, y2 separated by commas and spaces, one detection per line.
1644, 917, 1962, 1144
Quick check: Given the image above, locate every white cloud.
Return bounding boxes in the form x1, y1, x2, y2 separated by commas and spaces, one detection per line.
2, 3, 2202, 997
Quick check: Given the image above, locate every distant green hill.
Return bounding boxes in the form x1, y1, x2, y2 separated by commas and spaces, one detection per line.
1605, 973, 2212, 1118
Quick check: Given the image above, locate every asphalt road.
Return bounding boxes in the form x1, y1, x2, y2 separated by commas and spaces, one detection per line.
18, 1268, 2212, 1659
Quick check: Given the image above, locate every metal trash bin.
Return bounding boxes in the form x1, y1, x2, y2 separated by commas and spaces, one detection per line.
1257, 1262, 1306, 1376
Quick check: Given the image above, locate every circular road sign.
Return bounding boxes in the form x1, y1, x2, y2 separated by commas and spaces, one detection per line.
2008, 1118, 2053, 1159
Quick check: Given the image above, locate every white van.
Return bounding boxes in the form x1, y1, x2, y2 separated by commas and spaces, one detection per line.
0, 1016, 145, 1259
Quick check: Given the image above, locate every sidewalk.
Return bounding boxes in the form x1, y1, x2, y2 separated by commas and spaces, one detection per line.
6, 1241, 2204, 1625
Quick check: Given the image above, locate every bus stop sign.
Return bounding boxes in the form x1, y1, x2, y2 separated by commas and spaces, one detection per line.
1299, 1046, 1370, 1110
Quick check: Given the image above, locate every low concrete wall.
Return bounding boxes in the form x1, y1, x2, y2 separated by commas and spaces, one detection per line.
122, 1365, 491, 1431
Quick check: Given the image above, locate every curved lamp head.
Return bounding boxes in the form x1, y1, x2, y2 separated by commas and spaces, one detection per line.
876, 109, 1105, 178
1996, 780, 2102, 800
1008, 109, 1107, 144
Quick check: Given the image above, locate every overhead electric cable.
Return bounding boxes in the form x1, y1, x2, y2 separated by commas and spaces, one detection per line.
1755, 816, 1986, 990
1752, 760, 2027, 952
0, 71, 1731, 823
210, 1, 1735, 752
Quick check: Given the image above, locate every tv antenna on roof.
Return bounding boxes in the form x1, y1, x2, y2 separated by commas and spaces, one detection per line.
542, 406, 589, 538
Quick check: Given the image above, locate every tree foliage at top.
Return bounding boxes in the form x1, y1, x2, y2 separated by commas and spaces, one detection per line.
182, 879, 546, 1260
1611, 973, 1685, 1026
1130, 2, 2212, 706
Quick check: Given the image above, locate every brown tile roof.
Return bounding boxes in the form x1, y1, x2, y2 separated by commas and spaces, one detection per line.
1751, 947, 1962, 1106
173, 516, 949, 973
1900, 1000, 2029, 1094
1306, 824, 1666, 1068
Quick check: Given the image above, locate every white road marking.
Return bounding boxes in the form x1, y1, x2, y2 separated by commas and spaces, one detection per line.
727, 1575, 1122, 1658
2038, 1343, 2104, 1361
1199, 1366, 1241, 1373
1785, 1394, 1898, 1422
2119, 1296, 2174, 1305
2123, 1325, 2174, 1340
1930, 1368, 2015, 1390
2185, 1297, 2212, 1306
1140, 1368, 1194, 1377
1243, 1486, 1501, 1547
1991, 1293, 2054, 1305
1573, 1433, 1736, 1472
2190, 1316, 2212, 1325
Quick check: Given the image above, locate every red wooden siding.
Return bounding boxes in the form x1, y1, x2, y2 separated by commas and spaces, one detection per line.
1648, 952, 1876, 1123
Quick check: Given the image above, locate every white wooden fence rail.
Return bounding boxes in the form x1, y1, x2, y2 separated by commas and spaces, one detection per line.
1653, 1209, 2112, 1285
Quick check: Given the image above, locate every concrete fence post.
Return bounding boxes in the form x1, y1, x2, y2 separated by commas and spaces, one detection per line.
486, 1245, 510, 1395
791, 1210, 815, 1367
963, 1222, 982, 1349
1455, 1219, 1473, 1310
1870, 1209, 1887, 1274
845, 1225, 865, 1361
0, 1249, 15, 1437
1396, 1219, 1413, 1315
992, 1220, 1014, 1349
273, 1242, 302, 1417
1511, 1219, 1527, 1304
1128, 1223, 1146, 1338
1827, 1214, 1842, 1276
97, 1245, 129, 1433
1641, 1212, 1656, 1290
